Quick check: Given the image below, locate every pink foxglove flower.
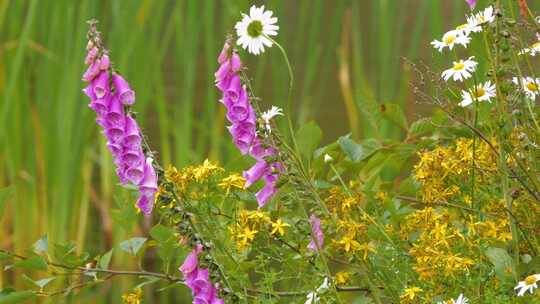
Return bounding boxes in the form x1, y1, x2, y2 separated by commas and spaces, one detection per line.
215, 41, 281, 208
466, 0, 477, 9
307, 214, 324, 252
179, 245, 225, 304
82, 23, 157, 215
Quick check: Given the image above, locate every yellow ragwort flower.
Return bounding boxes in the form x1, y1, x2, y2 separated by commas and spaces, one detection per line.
400, 287, 423, 302
218, 173, 246, 192
122, 288, 142, 304
335, 271, 351, 285
270, 219, 290, 237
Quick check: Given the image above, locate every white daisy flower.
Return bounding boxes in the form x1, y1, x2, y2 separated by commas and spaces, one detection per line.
441, 57, 478, 82
235, 5, 279, 55
515, 274, 540, 296
261, 105, 284, 132
304, 292, 319, 304
513, 76, 540, 100
459, 81, 496, 107
519, 34, 540, 56
437, 293, 469, 304
431, 30, 471, 52
462, 15, 483, 34
474, 6, 496, 25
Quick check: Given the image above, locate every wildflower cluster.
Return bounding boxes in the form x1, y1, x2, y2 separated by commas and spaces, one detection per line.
82, 21, 157, 214
164, 159, 224, 198
414, 138, 497, 203
228, 209, 291, 253
215, 41, 281, 207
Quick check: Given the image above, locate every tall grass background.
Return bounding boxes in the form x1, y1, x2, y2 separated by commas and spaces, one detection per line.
1, 0, 539, 302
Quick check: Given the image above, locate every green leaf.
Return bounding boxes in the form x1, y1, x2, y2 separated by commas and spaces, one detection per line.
485, 247, 515, 283
338, 135, 381, 162
0, 290, 36, 304
0, 187, 13, 221
119, 237, 147, 256
380, 103, 408, 130
11, 256, 47, 271
98, 250, 113, 270
296, 121, 322, 158
0, 252, 12, 261
338, 134, 363, 161
32, 235, 48, 254
408, 117, 434, 137
33, 277, 55, 289
150, 224, 175, 244
22, 275, 55, 290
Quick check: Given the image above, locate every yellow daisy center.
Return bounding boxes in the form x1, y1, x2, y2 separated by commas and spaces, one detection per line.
453, 62, 465, 71
525, 275, 537, 285
444, 35, 456, 44
473, 87, 486, 98
532, 42, 540, 49
478, 16, 486, 23
526, 82, 538, 92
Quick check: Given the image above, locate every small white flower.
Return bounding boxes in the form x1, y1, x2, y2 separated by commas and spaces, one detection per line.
235, 5, 279, 55
304, 292, 319, 304
463, 15, 483, 33
441, 57, 478, 82
431, 30, 471, 52
459, 81, 496, 107
316, 277, 329, 292
455, 21, 480, 36
261, 106, 284, 132
323, 154, 333, 163
519, 34, 540, 56
515, 274, 540, 296
437, 293, 469, 304
513, 77, 540, 100
453, 293, 469, 304
475, 6, 496, 25
304, 278, 329, 304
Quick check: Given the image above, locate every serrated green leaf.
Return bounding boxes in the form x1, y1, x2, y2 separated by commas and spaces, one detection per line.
485, 247, 515, 283
119, 238, 147, 256
12, 256, 47, 271
380, 103, 408, 130
0, 290, 36, 303
296, 121, 322, 158
98, 250, 113, 270
32, 235, 48, 254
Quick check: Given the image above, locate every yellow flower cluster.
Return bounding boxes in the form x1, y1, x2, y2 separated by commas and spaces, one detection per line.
122, 288, 142, 304
323, 187, 376, 260
229, 210, 290, 251
467, 216, 512, 242
165, 159, 223, 194
414, 138, 497, 202
325, 186, 362, 216
218, 173, 246, 193
400, 286, 423, 304
402, 208, 475, 283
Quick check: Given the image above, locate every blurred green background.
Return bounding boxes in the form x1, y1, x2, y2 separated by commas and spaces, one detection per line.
1, 0, 539, 302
